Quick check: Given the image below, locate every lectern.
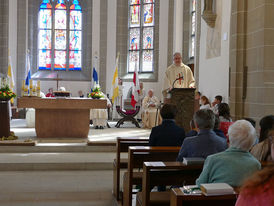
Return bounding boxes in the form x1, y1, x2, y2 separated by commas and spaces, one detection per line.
168, 88, 195, 132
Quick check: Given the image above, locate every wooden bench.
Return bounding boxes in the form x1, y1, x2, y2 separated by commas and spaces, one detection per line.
170, 188, 237, 206
136, 161, 203, 206
123, 146, 181, 206
113, 137, 149, 200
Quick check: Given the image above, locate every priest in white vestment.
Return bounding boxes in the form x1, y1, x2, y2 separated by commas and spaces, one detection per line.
162, 52, 195, 98
142, 89, 162, 129
90, 94, 112, 129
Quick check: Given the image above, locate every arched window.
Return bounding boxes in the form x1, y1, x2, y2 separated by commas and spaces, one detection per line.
190, 0, 196, 58
128, 0, 155, 73
38, 0, 82, 71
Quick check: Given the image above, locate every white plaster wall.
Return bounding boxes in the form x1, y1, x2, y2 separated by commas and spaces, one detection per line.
121, 0, 169, 102
198, 0, 231, 103
173, 0, 183, 53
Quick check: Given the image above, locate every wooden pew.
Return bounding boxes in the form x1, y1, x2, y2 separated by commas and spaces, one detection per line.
170, 188, 237, 206
136, 161, 203, 206
113, 137, 149, 200
123, 146, 181, 206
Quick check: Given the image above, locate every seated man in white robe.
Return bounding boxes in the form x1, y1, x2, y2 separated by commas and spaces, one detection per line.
142, 89, 162, 129
90, 94, 112, 129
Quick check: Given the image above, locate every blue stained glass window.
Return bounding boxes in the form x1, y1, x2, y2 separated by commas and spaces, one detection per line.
38, 0, 82, 71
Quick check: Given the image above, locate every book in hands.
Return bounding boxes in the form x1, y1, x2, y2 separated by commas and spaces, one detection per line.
183, 157, 205, 165
200, 183, 235, 196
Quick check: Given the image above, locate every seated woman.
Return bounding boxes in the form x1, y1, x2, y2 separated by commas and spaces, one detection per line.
218, 103, 232, 122
142, 89, 161, 129
250, 115, 274, 161
196, 120, 261, 188
236, 129, 274, 206
199, 96, 211, 110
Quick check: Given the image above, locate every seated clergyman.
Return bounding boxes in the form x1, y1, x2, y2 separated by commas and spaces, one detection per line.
142, 89, 161, 129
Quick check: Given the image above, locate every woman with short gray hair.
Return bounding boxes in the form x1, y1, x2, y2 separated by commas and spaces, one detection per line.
196, 120, 261, 187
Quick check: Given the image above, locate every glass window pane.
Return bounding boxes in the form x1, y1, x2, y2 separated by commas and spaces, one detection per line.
192, 0, 196, 11
143, 0, 154, 3
130, 0, 140, 5
39, 50, 51, 70
69, 50, 82, 71
143, 27, 153, 49
55, 30, 66, 50
192, 12, 195, 35
70, 0, 82, 10
191, 36, 195, 57
39, 9, 52, 29
39, 30, 52, 50
129, 28, 140, 51
54, 50, 66, 70
142, 50, 153, 72
55, 10, 66, 29
55, 1, 66, 10
40, 0, 52, 9
70, 30, 81, 50
130, 5, 140, 27
70, 10, 82, 30
143, 4, 154, 26
128, 51, 139, 72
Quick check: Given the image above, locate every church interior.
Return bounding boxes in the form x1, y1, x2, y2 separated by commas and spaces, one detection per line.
0, 0, 274, 205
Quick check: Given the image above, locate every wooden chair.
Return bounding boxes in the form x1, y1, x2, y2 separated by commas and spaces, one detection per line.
115, 106, 140, 128
113, 137, 149, 201
136, 161, 203, 206
123, 146, 181, 206
170, 188, 238, 206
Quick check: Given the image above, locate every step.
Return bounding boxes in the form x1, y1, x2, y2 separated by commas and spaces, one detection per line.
0, 152, 118, 171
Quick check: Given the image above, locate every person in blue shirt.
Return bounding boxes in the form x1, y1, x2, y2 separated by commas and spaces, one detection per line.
149, 104, 185, 146
177, 109, 227, 161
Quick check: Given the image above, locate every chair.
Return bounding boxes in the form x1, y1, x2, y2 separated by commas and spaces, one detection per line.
115, 106, 140, 128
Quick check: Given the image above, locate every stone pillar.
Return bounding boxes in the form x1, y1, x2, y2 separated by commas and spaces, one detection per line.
230, 0, 274, 123
0, 0, 9, 75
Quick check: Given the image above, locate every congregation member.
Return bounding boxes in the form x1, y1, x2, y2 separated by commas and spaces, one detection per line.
211, 95, 222, 114
78, 90, 84, 98
236, 129, 274, 206
90, 94, 112, 129
195, 91, 201, 101
250, 115, 274, 161
185, 119, 198, 137
196, 120, 261, 187
199, 96, 211, 110
162, 52, 195, 98
149, 104, 185, 146
142, 89, 161, 129
213, 114, 226, 139
218, 103, 232, 122
177, 109, 227, 161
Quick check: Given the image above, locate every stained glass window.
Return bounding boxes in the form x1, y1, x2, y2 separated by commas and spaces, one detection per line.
38, 0, 82, 71
190, 0, 196, 58
128, 0, 154, 73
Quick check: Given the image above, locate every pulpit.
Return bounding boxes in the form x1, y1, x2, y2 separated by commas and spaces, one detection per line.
0, 101, 10, 137
167, 88, 195, 132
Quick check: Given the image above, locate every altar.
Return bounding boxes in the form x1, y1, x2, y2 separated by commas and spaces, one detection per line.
17, 97, 107, 138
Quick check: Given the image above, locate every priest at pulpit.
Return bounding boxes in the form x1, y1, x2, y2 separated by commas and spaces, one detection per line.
162, 52, 195, 98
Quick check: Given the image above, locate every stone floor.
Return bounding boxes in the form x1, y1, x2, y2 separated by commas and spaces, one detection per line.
0, 170, 116, 206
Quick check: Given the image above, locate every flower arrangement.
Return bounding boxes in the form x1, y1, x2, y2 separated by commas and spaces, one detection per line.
88, 87, 104, 99
0, 78, 16, 101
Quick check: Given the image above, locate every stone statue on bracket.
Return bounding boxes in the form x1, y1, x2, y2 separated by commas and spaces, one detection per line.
202, 0, 217, 28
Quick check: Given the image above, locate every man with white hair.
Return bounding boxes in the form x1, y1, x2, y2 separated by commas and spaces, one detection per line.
142, 89, 161, 129
163, 52, 195, 98
196, 120, 261, 187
